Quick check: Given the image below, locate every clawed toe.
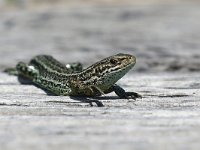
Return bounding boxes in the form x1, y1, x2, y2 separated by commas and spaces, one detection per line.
133, 93, 142, 99
89, 100, 104, 107
125, 92, 142, 100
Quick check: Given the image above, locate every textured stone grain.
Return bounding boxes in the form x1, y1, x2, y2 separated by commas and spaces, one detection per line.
1, 1, 200, 150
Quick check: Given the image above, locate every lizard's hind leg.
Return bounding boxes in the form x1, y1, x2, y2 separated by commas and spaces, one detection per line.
65, 62, 83, 73
16, 62, 38, 81
30, 55, 83, 74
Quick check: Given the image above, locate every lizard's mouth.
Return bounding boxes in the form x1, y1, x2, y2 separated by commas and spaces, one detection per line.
128, 54, 136, 64
121, 54, 136, 69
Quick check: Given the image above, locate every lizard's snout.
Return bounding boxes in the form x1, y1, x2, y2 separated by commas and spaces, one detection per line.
126, 54, 136, 65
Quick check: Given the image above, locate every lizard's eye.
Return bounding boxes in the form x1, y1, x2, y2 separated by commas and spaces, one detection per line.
110, 59, 118, 65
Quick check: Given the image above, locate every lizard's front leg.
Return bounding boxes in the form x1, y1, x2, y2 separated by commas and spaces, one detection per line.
108, 84, 142, 100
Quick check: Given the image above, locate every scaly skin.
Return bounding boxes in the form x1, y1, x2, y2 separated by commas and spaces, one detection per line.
4, 53, 142, 106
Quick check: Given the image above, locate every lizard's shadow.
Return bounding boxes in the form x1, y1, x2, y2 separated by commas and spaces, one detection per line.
46, 96, 121, 107
69, 96, 128, 107
17, 76, 124, 107
18, 76, 33, 85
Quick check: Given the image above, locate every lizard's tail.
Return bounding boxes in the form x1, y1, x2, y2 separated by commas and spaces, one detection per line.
4, 67, 19, 76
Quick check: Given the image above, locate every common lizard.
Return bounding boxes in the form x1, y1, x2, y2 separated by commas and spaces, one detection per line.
5, 53, 141, 107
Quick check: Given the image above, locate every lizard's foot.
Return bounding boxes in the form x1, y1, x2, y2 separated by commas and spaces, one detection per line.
66, 62, 83, 73
88, 100, 104, 107
123, 92, 142, 100
70, 96, 104, 107
81, 99, 104, 107
113, 84, 142, 100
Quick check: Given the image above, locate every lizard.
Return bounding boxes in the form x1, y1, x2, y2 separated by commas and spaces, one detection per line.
4, 53, 142, 107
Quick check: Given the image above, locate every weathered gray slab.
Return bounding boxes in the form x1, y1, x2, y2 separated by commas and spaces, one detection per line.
0, 72, 200, 150
1, 1, 200, 150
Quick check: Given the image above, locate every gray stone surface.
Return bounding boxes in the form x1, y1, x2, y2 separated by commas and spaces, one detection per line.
0, 1, 200, 150
0, 72, 200, 150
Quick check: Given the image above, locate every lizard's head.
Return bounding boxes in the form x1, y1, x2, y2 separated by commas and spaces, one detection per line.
99, 53, 136, 74
81, 53, 136, 88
